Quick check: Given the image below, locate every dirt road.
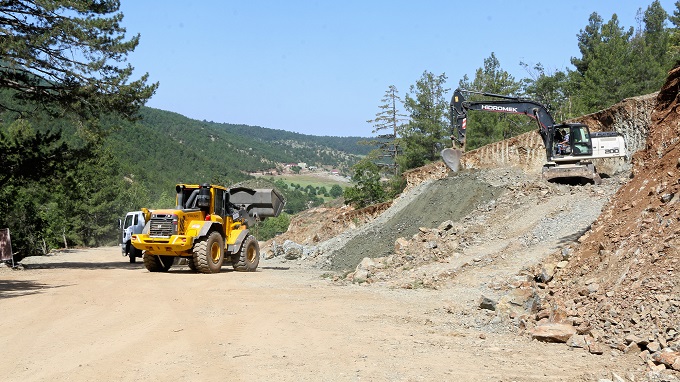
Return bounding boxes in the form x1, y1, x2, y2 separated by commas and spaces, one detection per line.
0, 247, 641, 382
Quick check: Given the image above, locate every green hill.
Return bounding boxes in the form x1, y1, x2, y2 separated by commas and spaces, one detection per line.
105, 106, 369, 201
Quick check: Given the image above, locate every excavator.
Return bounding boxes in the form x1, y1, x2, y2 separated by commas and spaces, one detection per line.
441, 88, 627, 184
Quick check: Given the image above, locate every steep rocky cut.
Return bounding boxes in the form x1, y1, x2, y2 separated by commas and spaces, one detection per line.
543, 67, 680, 356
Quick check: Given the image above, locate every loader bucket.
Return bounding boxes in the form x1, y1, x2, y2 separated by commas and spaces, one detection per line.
229, 187, 285, 219
441, 148, 463, 172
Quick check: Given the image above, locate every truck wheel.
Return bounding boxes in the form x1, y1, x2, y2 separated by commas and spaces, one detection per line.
128, 244, 137, 264
231, 234, 259, 272
143, 253, 173, 272
192, 231, 224, 274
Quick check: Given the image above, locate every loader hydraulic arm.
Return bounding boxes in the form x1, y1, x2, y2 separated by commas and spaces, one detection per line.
450, 88, 554, 150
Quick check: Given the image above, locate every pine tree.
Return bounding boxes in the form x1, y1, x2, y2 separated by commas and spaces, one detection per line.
576, 14, 634, 113
459, 53, 524, 150
572, 13, 604, 75
399, 71, 450, 169
628, 1, 672, 96
0, 1, 157, 256
366, 85, 406, 175
0, 1, 158, 120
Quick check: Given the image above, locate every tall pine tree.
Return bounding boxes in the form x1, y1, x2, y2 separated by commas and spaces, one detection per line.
399, 71, 449, 170
366, 85, 407, 175
458, 53, 524, 150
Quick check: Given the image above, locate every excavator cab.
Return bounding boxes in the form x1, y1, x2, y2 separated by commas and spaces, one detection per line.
570, 125, 593, 156
551, 124, 593, 159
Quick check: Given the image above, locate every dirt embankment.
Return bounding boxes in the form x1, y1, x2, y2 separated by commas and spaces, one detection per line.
325, 172, 504, 271
537, 68, 680, 364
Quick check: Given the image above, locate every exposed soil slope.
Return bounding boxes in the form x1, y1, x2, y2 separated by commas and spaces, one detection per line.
540, 67, 680, 356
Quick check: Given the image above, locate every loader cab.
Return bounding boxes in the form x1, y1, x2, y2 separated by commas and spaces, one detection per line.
212, 187, 231, 220
552, 124, 593, 158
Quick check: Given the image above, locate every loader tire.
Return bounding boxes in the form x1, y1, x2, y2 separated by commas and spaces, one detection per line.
143, 253, 173, 272
192, 231, 224, 274
231, 234, 259, 272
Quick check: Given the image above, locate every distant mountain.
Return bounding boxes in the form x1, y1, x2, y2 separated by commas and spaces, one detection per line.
215, 122, 372, 157
105, 106, 369, 195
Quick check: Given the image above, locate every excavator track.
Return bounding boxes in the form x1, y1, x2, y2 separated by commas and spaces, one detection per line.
541, 162, 601, 185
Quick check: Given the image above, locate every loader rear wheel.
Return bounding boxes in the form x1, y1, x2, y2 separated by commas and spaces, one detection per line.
143, 253, 173, 272
192, 231, 224, 274
231, 234, 259, 272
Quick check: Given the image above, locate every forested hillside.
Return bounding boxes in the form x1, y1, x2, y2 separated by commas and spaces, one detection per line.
106, 107, 367, 200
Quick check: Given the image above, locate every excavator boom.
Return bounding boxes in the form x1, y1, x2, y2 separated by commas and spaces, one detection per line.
449, 88, 554, 157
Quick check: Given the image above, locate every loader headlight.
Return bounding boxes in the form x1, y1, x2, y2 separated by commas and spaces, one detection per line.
172, 214, 179, 234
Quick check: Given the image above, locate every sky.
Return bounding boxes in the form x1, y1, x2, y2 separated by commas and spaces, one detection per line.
118, 1, 677, 137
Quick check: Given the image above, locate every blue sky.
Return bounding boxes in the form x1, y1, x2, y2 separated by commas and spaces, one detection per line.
119, 1, 676, 137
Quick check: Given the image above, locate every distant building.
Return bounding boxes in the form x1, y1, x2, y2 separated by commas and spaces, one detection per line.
331, 169, 339, 175
297, 162, 307, 169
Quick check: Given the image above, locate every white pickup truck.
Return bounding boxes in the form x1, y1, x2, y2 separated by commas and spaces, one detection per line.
120, 211, 147, 263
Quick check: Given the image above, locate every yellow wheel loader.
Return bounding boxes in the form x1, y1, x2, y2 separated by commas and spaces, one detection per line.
131, 183, 284, 273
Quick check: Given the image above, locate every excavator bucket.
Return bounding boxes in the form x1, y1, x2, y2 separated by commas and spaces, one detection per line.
441, 148, 462, 172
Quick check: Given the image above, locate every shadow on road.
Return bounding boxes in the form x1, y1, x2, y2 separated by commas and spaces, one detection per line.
0, 279, 69, 299
260, 266, 291, 271
21, 261, 147, 271
557, 226, 591, 246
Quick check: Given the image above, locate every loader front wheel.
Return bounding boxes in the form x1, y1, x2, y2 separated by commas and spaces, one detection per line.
231, 234, 259, 272
193, 231, 224, 274
143, 253, 173, 272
